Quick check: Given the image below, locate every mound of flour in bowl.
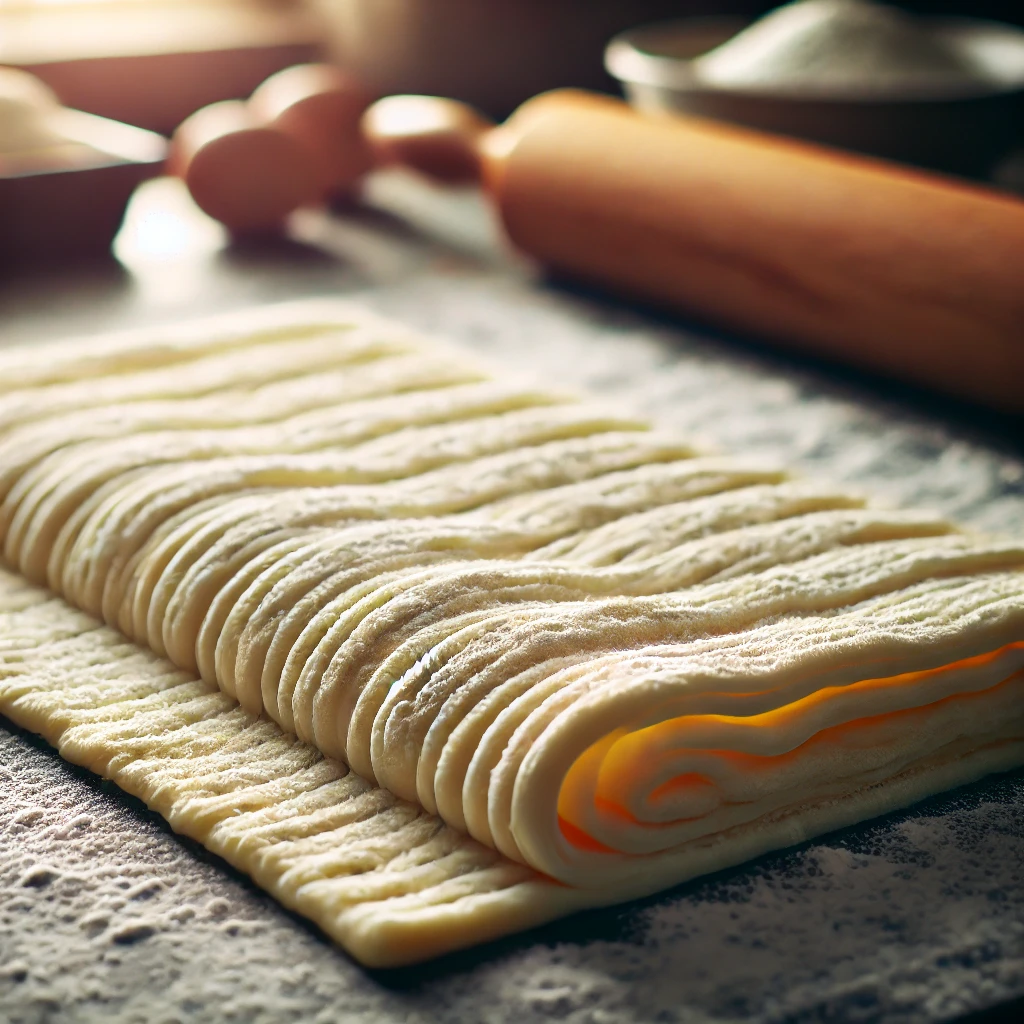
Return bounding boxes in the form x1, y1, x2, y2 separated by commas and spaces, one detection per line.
693, 0, 994, 95
0, 68, 62, 155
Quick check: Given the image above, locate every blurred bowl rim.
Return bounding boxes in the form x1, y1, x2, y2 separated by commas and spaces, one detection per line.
605, 14, 1024, 105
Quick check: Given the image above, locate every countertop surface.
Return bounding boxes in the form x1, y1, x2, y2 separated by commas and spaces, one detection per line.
1, 173, 1023, 1024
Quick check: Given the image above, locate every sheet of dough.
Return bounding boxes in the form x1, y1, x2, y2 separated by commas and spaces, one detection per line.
0, 299, 1022, 967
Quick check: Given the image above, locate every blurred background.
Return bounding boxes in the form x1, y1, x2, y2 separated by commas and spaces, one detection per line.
3, 0, 1024, 132
3, 0, 1023, 402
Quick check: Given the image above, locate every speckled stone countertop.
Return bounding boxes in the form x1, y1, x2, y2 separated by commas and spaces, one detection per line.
1, 174, 1023, 1024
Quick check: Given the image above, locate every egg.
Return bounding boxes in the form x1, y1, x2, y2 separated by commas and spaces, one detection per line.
249, 64, 374, 199
170, 100, 320, 234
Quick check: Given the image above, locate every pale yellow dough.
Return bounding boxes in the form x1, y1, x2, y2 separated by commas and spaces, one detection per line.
0, 300, 1022, 966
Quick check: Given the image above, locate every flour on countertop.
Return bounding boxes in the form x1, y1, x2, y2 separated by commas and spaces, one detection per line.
2, 175, 1023, 1023
3, 728, 1022, 1024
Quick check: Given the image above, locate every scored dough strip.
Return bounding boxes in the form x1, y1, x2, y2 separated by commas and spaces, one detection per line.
0, 300, 1021, 967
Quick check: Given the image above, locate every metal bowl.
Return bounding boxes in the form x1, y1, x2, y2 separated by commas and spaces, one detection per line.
605, 15, 1024, 178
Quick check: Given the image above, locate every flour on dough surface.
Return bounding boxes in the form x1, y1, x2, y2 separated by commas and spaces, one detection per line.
0, 300, 1021, 966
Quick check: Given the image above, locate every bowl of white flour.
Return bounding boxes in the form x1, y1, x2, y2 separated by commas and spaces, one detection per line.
606, 0, 1024, 178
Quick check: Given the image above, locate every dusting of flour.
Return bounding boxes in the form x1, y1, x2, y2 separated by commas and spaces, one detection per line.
693, 0, 993, 94
3, 727, 1023, 1024
2, 177, 1024, 1023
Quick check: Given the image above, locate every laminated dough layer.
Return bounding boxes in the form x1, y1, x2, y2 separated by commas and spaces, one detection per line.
0, 300, 1022, 966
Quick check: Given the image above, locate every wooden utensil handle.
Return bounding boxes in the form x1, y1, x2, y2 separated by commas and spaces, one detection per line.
483, 91, 1024, 413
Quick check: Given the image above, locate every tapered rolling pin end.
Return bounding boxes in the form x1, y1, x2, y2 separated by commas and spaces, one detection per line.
362, 95, 494, 185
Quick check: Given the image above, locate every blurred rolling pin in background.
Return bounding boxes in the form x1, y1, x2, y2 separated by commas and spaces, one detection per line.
365, 90, 1024, 414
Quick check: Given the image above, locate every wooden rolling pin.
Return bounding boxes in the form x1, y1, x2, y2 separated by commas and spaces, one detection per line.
365, 90, 1024, 413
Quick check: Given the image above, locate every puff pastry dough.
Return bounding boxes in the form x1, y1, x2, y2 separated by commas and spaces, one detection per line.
1, 300, 1022, 966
